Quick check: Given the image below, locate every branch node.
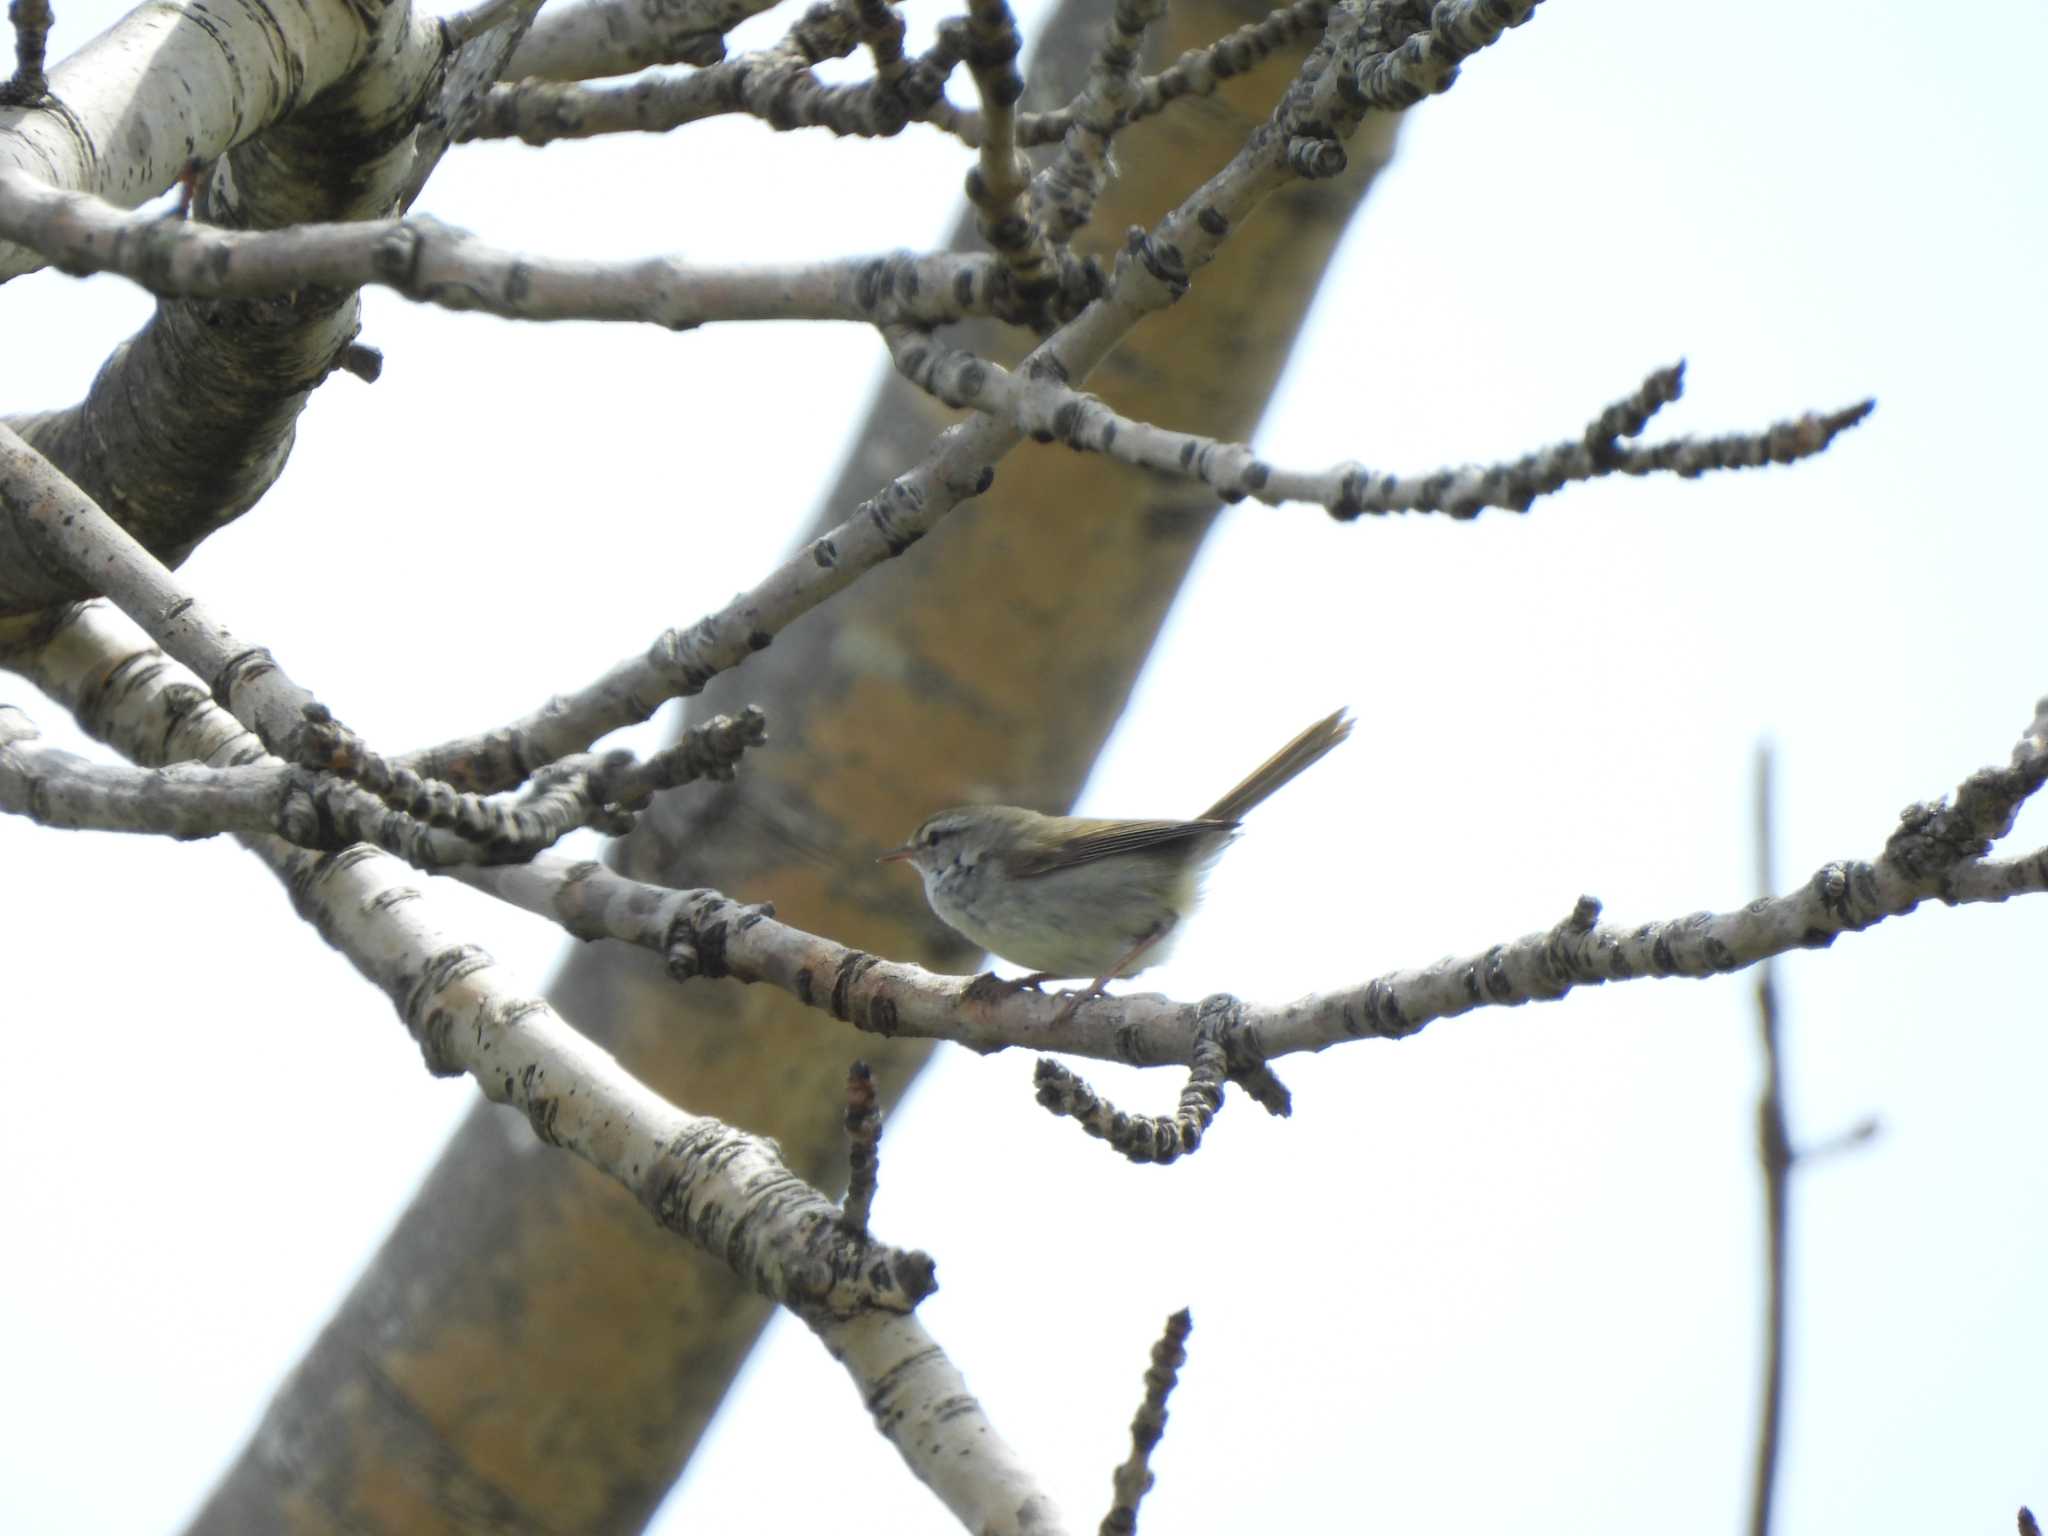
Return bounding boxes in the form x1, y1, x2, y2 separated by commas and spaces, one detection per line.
336, 342, 385, 383
1285, 134, 1347, 179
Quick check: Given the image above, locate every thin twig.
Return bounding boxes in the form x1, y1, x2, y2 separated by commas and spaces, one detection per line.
468, 5, 957, 143
1098, 1309, 1193, 1534
885, 333, 1873, 518
943, 0, 1333, 149
1031, 0, 1166, 248
950, 0, 1062, 313
1032, 997, 1290, 1164
841, 1060, 883, 1234
1749, 742, 1791, 1536
0, 0, 53, 106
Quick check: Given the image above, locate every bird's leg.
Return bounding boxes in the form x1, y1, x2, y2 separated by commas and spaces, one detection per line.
1052, 920, 1175, 1026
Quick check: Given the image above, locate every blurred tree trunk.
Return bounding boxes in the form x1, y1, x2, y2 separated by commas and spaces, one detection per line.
186, 2, 1402, 1529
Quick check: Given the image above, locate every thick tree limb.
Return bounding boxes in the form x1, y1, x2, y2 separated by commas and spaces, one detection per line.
449, 697, 2048, 1115
0, 0, 385, 279
0, 0, 539, 641
13, 598, 1092, 1534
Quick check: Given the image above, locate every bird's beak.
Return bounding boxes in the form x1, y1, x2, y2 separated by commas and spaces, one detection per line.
877, 844, 915, 865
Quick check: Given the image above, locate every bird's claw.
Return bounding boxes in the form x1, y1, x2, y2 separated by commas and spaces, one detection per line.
965, 970, 1049, 1004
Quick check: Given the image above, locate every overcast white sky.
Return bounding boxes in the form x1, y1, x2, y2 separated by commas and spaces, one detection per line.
3, 1, 2045, 1532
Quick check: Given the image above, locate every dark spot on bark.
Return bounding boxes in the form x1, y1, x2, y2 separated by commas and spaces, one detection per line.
695, 918, 731, 978
831, 951, 879, 1020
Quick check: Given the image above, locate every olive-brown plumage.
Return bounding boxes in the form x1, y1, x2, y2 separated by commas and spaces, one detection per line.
881, 710, 1352, 995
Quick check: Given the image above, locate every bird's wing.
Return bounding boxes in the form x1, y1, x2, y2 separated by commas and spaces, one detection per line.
1007, 818, 1237, 878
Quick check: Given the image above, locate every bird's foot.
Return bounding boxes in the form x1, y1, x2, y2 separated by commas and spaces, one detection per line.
1050, 976, 1113, 1027
965, 970, 1055, 1005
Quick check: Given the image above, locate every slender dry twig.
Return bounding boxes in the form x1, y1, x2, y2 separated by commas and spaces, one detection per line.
950, 0, 1062, 311
1750, 742, 1791, 1536
467, 4, 958, 143
885, 334, 1873, 517
0, 0, 53, 105
845, 0, 912, 101
1031, 997, 1291, 1164
941, 0, 1333, 149
1031, 0, 1167, 247
0, 696, 772, 863
841, 1060, 883, 1235
1099, 1309, 1193, 1535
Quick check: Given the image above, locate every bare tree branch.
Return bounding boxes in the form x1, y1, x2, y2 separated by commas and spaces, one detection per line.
1099, 1309, 1193, 1535
839, 1060, 884, 1235
1749, 742, 1790, 1536
0, 0, 54, 106
506, 0, 781, 78
954, 0, 1063, 308
943, 0, 1333, 149
10, 597, 1096, 1534
451, 698, 2048, 1104
1033, 1009, 1238, 1163
1029, 0, 1165, 248
469, 3, 959, 143
0, 698, 768, 862
0, 169, 1099, 328
0, 0, 382, 279
886, 338, 1873, 515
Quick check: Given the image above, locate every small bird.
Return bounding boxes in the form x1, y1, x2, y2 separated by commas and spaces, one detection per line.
880, 709, 1352, 1010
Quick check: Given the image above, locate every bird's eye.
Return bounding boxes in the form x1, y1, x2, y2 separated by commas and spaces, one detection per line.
923, 824, 952, 847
